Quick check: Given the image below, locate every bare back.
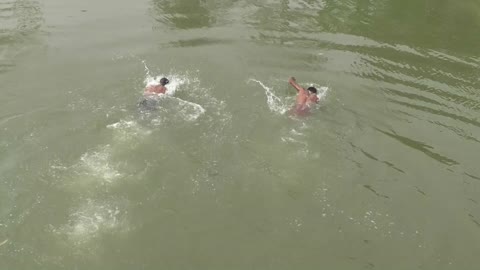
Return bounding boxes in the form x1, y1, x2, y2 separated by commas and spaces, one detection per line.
144, 84, 167, 95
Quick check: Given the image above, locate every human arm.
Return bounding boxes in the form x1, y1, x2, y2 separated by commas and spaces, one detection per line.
289, 77, 306, 93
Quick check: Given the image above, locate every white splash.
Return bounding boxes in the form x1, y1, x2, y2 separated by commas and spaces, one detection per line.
79, 146, 122, 183
309, 85, 329, 101
290, 128, 304, 136
106, 119, 152, 141
170, 96, 206, 121
249, 79, 290, 114
54, 199, 127, 245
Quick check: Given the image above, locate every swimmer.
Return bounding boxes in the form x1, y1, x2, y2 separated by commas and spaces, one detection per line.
139, 77, 170, 110
144, 77, 170, 95
288, 76, 319, 116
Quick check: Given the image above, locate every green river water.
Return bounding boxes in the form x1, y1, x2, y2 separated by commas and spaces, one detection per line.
1, 0, 480, 269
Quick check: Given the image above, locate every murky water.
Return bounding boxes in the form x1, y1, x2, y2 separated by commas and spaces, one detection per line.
1, 0, 480, 269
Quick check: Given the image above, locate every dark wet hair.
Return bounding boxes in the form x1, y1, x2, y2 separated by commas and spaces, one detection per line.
160, 77, 170, 86
307, 86, 317, 94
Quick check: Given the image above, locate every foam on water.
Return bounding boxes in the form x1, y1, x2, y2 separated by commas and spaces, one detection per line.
106, 119, 152, 141
53, 123, 146, 189
52, 198, 128, 245
78, 146, 122, 184
170, 96, 206, 121
140, 95, 206, 124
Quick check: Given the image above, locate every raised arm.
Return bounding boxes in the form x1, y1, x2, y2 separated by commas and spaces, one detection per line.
289, 77, 306, 93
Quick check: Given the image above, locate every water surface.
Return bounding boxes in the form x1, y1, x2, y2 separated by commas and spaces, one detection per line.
1, 0, 480, 269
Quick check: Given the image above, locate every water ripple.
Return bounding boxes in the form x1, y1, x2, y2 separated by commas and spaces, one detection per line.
376, 128, 459, 166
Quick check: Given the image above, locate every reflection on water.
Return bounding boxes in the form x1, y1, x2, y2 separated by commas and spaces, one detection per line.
151, 0, 214, 29
375, 128, 459, 166
316, 0, 480, 53
0, 0, 43, 74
